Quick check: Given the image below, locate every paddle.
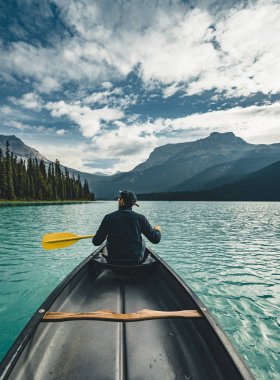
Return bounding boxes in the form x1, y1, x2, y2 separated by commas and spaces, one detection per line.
42, 232, 95, 250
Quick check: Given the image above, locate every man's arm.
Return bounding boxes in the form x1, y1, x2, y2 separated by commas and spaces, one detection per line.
141, 217, 161, 244
92, 216, 108, 246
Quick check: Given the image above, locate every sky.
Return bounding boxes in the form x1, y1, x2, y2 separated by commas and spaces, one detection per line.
1, 0, 280, 174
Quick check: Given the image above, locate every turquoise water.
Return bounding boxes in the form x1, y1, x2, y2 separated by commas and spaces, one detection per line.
0, 201, 279, 379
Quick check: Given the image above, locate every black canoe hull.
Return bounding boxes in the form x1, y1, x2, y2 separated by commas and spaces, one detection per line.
0, 245, 254, 380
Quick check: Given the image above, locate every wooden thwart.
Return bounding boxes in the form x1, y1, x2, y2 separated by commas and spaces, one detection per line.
43, 308, 203, 322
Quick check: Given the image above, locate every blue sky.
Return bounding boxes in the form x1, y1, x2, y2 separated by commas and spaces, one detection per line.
1, 0, 280, 173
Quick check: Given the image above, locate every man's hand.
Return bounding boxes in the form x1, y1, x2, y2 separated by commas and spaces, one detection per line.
154, 225, 161, 231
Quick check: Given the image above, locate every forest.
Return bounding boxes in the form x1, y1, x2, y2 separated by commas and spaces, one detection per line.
0, 142, 94, 201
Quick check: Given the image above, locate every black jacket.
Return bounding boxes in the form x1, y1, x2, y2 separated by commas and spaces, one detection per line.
92, 206, 161, 262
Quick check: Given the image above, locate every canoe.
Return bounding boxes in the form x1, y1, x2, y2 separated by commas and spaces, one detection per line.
0, 244, 254, 380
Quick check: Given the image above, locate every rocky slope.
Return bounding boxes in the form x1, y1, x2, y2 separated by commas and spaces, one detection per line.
91, 132, 280, 198
138, 160, 280, 201
0, 134, 104, 191
0, 135, 47, 161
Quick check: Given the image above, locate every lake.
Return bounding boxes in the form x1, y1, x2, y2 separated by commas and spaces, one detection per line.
0, 201, 279, 379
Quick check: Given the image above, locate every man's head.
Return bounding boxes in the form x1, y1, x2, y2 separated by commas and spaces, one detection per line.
119, 190, 139, 207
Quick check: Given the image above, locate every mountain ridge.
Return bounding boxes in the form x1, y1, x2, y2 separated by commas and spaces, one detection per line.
0, 135, 47, 161
138, 160, 280, 201
170, 156, 279, 192
0, 134, 105, 191
133, 132, 248, 173
91, 132, 280, 198
2, 132, 280, 200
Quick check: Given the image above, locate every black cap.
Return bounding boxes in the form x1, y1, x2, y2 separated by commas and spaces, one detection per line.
119, 190, 139, 207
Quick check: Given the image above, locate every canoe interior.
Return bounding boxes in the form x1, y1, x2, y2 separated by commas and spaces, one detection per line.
5, 250, 250, 380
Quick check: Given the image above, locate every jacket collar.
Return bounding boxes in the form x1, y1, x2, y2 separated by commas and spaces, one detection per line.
119, 205, 132, 211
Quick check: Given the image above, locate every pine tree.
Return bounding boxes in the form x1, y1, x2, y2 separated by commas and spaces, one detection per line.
0, 148, 8, 199
76, 174, 82, 199
82, 179, 91, 200
64, 167, 70, 199
5, 141, 15, 200
17, 159, 26, 199
0, 146, 95, 201
47, 164, 53, 200
37, 160, 48, 199
49, 162, 57, 200
34, 158, 39, 198
26, 158, 36, 199
11, 152, 18, 198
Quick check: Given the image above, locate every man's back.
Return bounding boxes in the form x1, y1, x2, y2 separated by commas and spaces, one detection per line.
92, 203, 161, 264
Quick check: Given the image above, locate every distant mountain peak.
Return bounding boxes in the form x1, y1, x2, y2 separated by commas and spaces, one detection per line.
0, 134, 22, 143
0, 134, 47, 161
205, 131, 247, 146
209, 131, 243, 140
209, 131, 235, 138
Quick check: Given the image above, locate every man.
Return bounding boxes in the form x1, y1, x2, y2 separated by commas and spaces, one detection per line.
92, 191, 161, 265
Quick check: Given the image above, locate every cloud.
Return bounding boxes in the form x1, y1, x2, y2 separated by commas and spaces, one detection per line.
102, 81, 113, 89
35, 118, 161, 174
162, 83, 182, 98
1, 1, 279, 98
4, 119, 57, 134
93, 102, 280, 173
84, 87, 138, 108
84, 91, 111, 105
20, 100, 280, 174
43, 100, 280, 172
91, 101, 280, 172
31, 140, 94, 172
30, 138, 123, 174
56, 129, 66, 136
8, 92, 43, 110
2, 0, 280, 174
153, 101, 280, 144
92, 123, 157, 156
134, 9, 218, 86
0, 114, 58, 135
87, 118, 172, 173
187, 1, 280, 97
36, 77, 60, 93
0, 38, 123, 94
0, 106, 13, 114
8, 121, 33, 130
46, 100, 124, 137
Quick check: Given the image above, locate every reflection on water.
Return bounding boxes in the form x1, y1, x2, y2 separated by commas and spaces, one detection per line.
0, 201, 279, 379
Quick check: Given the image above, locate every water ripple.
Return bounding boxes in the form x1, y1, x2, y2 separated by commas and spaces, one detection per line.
0, 201, 279, 379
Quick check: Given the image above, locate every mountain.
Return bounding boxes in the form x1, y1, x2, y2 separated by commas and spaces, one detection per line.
206, 160, 280, 200
0, 135, 47, 161
133, 132, 247, 172
170, 156, 278, 192
138, 160, 280, 201
0, 134, 105, 191
3, 132, 280, 200
91, 132, 280, 198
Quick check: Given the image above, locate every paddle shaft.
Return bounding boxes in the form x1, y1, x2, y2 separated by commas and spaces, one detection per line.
46, 235, 95, 244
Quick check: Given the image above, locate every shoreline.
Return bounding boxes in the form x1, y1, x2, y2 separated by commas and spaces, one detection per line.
0, 200, 95, 206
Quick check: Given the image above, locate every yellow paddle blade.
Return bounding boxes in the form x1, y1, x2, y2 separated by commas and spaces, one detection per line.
42, 232, 95, 250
